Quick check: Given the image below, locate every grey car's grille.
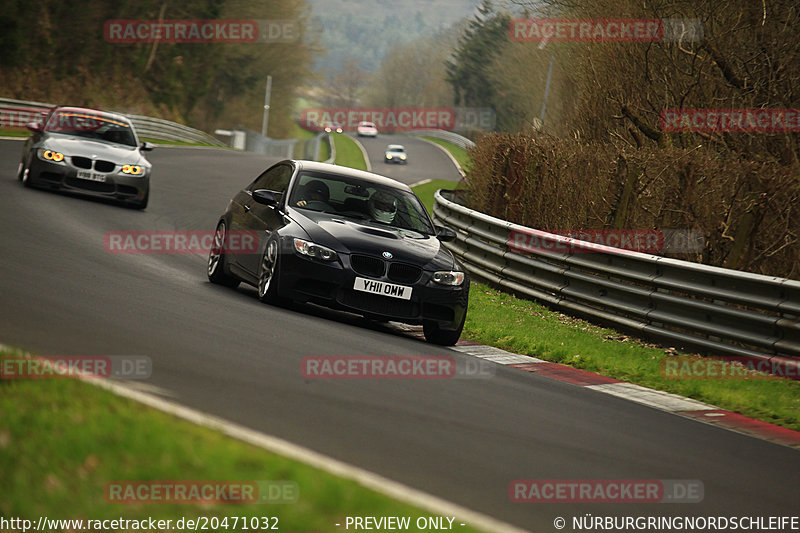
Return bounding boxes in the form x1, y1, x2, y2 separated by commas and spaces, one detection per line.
387, 263, 422, 284
94, 160, 116, 173
72, 156, 92, 169
70, 157, 116, 173
350, 254, 385, 278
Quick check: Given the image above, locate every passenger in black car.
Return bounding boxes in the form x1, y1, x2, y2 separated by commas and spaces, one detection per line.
295, 179, 330, 209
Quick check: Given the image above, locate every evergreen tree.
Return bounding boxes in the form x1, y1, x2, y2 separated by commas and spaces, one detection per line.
445, 0, 510, 112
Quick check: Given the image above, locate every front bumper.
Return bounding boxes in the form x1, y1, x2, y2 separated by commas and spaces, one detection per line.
27, 157, 149, 205
276, 240, 468, 329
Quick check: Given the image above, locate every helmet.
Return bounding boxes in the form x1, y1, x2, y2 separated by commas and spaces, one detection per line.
368, 190, 397, 223
303, 180, 329, 202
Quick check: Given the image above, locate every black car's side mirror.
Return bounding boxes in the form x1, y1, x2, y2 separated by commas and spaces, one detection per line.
140, 142, 155, 151
252, 189, 280, 207
435, 226, 457, 242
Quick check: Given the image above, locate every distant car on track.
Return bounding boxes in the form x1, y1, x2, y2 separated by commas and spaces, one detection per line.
17, 106, 152, 209
323, 122, 343, 134
357, 121, 378, 137
384, 144, 408, 164
207, 160, 469, 345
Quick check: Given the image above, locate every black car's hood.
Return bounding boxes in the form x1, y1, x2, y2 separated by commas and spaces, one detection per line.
44, 134, 148, 165
290, 208, 457, 270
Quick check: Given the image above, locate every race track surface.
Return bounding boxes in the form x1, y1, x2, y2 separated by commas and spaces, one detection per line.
1, 140, 797, 531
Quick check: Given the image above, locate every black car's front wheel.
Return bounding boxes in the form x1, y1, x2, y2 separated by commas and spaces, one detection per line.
207, 221, 240, 288
258, 238, 285, 304
423, 313, 465, 346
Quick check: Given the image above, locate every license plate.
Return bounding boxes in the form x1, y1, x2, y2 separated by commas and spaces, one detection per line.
354, 277, 412, 300
76, 170, 106, 182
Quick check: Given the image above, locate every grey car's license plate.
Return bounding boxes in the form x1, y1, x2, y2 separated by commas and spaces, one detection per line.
77, 170, 107, 182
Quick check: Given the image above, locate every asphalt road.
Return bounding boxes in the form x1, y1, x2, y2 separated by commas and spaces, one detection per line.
2, 139, 798, 532
349, 133, 463, 185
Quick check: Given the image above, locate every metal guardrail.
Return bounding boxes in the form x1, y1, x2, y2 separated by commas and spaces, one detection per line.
433, 189, 800, 377
408, 129, 475, 149
128, 115, 225, 146
0, 97, 224, 146
242, 128, 296, 158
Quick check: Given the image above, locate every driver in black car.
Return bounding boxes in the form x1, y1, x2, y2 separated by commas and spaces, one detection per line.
295, 179, 330, 209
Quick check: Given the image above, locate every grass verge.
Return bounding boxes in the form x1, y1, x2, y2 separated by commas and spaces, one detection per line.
412, 179, 464, 215
0, 349, 485, 532
0, 128, 30, 137
332, 134, 367, 170
410, 184, 800, 432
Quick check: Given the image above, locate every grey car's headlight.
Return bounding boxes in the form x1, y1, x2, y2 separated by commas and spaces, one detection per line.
432, 271, 465, 286
293, 238, 338, 261
121, 164, 145, 176
38, 148, 65, 163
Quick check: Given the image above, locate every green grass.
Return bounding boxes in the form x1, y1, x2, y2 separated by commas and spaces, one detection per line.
409, 183, 800, 432
419, 136, 471, 172
412, 179, 464, 215
463, 286, 800, 430
332, 134, 367, 170
0, 128, 30, 137
0, 349, 485, 532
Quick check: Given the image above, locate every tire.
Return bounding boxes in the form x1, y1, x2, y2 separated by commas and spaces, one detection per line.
207, 221, 240, 288
19, 161, 32, 187
423, 313, 465, 346
257, 237, 286, 304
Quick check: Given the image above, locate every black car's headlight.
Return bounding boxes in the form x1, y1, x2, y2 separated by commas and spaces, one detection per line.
293, 238, 338, 261
121, 164, 145, 176
38, 148, 65, 163
432, 271, 465, 286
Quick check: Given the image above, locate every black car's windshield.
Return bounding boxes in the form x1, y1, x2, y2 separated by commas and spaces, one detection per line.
45, 110, 137, 147
289, 171, 435, 235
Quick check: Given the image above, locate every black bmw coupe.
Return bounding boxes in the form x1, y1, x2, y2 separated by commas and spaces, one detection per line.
207, 160, 469, 345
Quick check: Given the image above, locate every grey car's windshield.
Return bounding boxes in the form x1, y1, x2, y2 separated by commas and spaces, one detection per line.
289, 171, 435, 235
45, 111, 137, 147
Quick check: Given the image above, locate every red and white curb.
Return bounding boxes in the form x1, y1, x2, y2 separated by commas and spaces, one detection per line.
445, 340, 800, 449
